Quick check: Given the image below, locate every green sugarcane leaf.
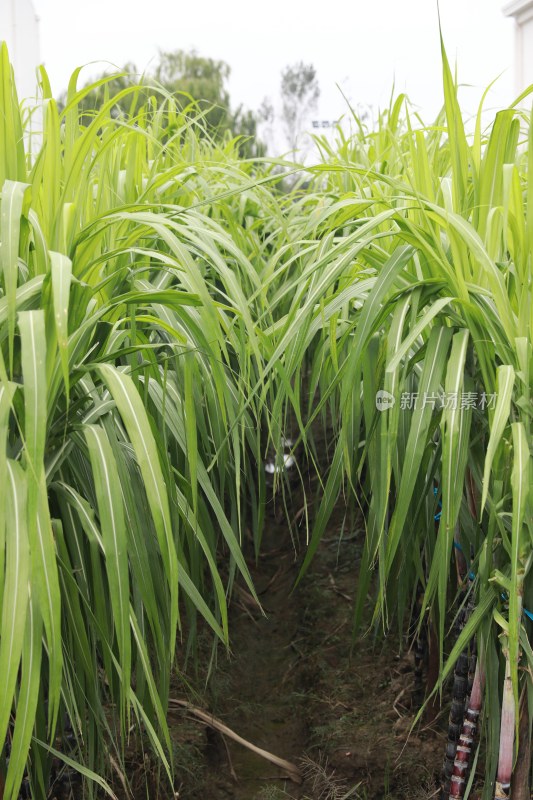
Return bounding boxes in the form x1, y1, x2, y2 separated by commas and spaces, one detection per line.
0, 460, 30, 749
32, 737, 117, 798
425, 329, 471, 656
37, 99, 61, 244
18, 310, 47, 478
147, 377, 257, 605
176, 563, 225, 640
481, 365, 514, 513
297, 430, 345, 583
440, 587, 496, 686
34, 481, 63, 733
0, 43, 26, 186
386, 325, 453, 572
425, 204, 515, 342
84, 424, 131, 718
1, 180, 31, 370
19, 309, 64, 725
50, 251, 72, 395
18, 310, 63, 730
52, 519, 94, 681
348, 244, 415, 370
128, 689, 172, 784
440, 32, 469, 213
53, 481, 104, 550
183, 349, 198, 513
97, 364, 179, 654
478, 111, 518, 243
101, 455, 168, 666
4, 599, 43, 800
509, 421, 530, 731
0, 381, 17, 618
174, 485, 229, 639
119, 288, 202, 308
0, 275, 45, 332
27, 209, 49, 276
385, 297, 454, 375
130, 609, 172, 753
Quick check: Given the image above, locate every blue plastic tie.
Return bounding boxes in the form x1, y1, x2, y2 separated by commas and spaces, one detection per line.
435, 493, 533, 623
433, 487, 442, 520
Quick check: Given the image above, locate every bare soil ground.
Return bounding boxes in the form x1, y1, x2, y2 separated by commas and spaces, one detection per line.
164, 496, 446, 800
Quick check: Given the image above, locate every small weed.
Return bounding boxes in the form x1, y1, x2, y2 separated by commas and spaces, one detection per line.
254, 786, 294, 800
300, 752, 361, 800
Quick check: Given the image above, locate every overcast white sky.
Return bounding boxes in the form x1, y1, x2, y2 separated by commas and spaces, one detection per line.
33, 0, 516, 122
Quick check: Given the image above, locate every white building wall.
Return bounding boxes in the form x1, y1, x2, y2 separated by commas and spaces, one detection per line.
0, 0, 40, 100
504, 0, 533, 94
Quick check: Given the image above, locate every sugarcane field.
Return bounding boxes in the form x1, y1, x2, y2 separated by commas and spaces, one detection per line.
1, 1, 533, 798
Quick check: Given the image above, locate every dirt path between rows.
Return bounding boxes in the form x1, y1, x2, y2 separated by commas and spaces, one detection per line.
170, 498, 445, 800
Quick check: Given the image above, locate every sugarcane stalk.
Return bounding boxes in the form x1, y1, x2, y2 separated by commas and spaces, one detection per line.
442, 650, 469, 796
447, 660, 483, 799
441, 522, 474, 796
510, 685, 530, 800
442, 477, 480, 799
414, 622, 427, 682
442, 647, 469, 795
494, 643, 515, 800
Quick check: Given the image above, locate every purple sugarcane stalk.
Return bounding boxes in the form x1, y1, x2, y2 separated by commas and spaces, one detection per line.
442, 595, 476, 795
442, 476, 482, 799
448, 660, 484, 799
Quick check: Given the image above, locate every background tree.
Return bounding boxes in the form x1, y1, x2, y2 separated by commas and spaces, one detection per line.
232, 106, 266, 158
59, 62, 139, 124
60, 49, 264, 156
154, 49, 231, 133
280, 61, 320, 155
257, 96, 275, 154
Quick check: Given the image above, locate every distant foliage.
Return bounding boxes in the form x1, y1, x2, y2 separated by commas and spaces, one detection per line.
59, 49, 265, 157
280, 61, 320, 154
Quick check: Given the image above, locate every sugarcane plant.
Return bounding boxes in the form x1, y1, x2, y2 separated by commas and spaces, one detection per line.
0, 42, 283, 798
293, 38, 533, 798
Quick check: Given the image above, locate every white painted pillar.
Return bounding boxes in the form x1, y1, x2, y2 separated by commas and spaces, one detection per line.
504, 0, 533, 95
0, 0, 41, 101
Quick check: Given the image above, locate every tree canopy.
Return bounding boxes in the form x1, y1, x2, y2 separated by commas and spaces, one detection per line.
62, 49, 265, 158
280, 62, 320, 154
